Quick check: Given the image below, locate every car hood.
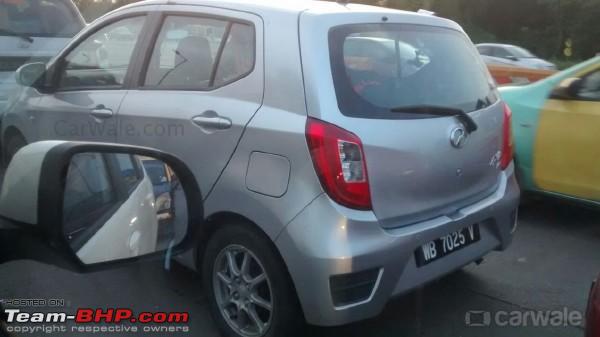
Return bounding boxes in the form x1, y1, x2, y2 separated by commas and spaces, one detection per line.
0, 36, 71, 58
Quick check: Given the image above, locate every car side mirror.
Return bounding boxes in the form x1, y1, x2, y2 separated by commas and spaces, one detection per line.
0, 141, 203, 271
550, 77, 583, 99
15, 62, 47, 88
504, 55, 518, 62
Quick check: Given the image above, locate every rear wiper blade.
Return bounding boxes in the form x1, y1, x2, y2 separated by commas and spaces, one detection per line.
0, 28, 34, 43
390, 105, 478, 133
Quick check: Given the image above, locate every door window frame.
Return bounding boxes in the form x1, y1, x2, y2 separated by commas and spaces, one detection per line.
575, 67, 600, 102
134, 11, 256, 92
50, 13, 151, 93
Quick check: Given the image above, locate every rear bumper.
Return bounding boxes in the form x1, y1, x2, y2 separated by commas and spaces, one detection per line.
275, 163, 520, 326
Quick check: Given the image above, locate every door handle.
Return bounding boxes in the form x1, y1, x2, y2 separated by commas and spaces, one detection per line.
192, 111, 232, 130
90, 104, 114, 119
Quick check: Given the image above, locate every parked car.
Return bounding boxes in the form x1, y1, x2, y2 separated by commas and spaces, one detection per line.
477, 43, 557, 70
486, 63, 556, 86
3, 1, 520, 336
588, 275, 600, 337
0, 0, 85, 115
500, 56, 600, 205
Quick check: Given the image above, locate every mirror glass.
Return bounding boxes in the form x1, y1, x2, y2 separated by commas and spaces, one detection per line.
62, 152, 188, 265
16, 62, 46, 87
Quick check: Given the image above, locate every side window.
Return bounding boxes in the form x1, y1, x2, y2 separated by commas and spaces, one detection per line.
114, 154, 143, 192
144, 16, 255, 89
58, 16, 146, 90
493, 47, 511, 58
214, 23, 255, 86
477, 46, 491, 56
63, 153, 117, 241
579, 70, 600, 101
144, 16, 228, 89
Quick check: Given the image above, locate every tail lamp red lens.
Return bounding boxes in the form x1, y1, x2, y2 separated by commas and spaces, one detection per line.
500, 102, 514, 170
306, 118, 372, 210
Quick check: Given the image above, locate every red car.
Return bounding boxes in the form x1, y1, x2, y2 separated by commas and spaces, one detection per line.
588, 275, 600, 337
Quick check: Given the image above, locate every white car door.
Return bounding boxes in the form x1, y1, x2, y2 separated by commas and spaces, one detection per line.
64, 153, 158, 264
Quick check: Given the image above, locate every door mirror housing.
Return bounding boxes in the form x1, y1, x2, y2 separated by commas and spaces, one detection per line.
503, 55, 519, 62
15, 62, 47, 88
551, 77, 583, 99
0, 141, 203, 271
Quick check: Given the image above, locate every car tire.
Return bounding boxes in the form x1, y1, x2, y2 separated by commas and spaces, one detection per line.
2, 133, 26, 168
202, 223, 303, 337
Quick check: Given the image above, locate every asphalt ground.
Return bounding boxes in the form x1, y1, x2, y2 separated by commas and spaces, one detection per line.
1, 196, 599, 337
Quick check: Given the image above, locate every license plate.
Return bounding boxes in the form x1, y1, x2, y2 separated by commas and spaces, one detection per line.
415, 224, 480, 267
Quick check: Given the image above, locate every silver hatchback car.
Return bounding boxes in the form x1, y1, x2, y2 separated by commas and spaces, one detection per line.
3, 0, 520, 336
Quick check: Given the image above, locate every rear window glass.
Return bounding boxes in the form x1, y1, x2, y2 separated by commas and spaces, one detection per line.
329, 24, 498, 119
0, 0, 83, 38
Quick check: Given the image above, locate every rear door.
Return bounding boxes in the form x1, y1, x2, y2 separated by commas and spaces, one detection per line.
117, 6, 263, 194
533, 66, 600, 201
322, 23, 504, 227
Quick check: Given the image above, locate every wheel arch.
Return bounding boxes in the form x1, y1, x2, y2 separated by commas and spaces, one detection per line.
194, 211, 305, 319
2, 126, 27, 146
194, 212, 281, 273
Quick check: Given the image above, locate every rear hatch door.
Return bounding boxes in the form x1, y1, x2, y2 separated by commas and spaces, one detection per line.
326, 22, 504, 228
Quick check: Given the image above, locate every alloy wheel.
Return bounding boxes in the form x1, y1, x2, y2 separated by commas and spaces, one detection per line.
213, 244, 273, 337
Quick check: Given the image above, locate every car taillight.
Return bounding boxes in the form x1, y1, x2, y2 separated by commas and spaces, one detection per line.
500, 103, 514, 170
587, 279, 600, 337
306, 117, 372, 210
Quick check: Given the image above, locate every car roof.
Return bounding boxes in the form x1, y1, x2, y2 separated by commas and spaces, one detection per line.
127, 0, 403, 14
124, 0, 455, 27
476, 43, 518, 48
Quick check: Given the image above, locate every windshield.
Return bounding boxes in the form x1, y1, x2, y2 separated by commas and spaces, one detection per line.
330, 24, 498, 118
507, 45, 536, 58
0, 0, 83, 38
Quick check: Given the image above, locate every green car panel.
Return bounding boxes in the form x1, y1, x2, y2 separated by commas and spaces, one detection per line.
500, 56, 600, 203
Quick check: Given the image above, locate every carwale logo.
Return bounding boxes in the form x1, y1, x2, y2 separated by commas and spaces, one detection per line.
465, 308, 584, 328
465, 310, 492, 327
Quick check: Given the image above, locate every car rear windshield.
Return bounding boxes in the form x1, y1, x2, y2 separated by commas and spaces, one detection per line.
329, 23, 498, 119
0, 0, 83, 38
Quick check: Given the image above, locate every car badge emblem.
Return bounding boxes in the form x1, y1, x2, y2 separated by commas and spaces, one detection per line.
450, 126, 467, 148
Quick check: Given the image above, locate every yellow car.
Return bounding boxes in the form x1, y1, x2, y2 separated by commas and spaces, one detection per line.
500, 57, 600, 205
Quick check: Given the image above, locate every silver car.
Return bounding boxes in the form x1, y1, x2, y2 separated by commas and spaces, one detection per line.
3, 1, 520, 336
0, 0, 85, 115
476, 43, 557, 70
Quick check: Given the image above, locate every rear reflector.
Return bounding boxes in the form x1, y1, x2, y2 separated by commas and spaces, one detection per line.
306, 118, 372, 210
500, 103, 514, 170
330, 268, 380, 307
